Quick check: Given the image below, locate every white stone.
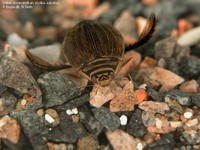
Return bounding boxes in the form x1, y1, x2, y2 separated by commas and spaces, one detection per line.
72, 108, 78, 115
7, 33, 29, 47
66, 109, 73, 115
120, 115, 128, 125
21, 99, 27, 106
45, 114, 55, 124
139, 84, 147, 90
170, 121, 182, 128
155, 118, 162, 129
137, 143, 144, 150
184, 112, 193, 119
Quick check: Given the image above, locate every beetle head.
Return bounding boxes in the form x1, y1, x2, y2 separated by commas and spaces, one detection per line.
91, 71, 114, 86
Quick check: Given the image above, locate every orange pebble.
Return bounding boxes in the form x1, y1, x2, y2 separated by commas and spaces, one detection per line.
133, 89, 148, 104
178, 19, 193, 35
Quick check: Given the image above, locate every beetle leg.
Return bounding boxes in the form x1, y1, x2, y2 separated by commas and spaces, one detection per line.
25, 49, 72, 71
125, 13, 156, 51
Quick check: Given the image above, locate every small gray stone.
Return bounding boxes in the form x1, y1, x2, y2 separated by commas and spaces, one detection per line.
148, 133, 175, 149
165, 89, 192, 106
92, 107, 120, 131
0, 58, 42, 98
79, 105, 103, 135
155, 37, 177, 60
0, 84, 7, 95
10, 110, 48, 137
55, 93, 89, 111
180, 56, 200, 79
0, 91, 17, 116
46, 111, 87, 143
192, 94, 200, 108
127, 109, 147, 138
37, 72, 82, 108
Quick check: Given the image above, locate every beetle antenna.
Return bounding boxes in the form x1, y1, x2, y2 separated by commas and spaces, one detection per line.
125, 13, 156, 52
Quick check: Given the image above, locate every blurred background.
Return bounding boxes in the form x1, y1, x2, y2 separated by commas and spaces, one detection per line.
0, 0, 199, 57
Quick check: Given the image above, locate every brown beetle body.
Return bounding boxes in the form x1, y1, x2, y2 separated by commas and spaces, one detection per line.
25, 14, 156, 86
62, 20, 125, 86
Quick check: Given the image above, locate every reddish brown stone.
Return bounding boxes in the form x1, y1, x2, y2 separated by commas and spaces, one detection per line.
77, 135, 99, 150
110, 81, 135, 112
150, 67, 184, 91
133, 89, 148, 104
139, 57, 157, 69
179, 80, 199, 94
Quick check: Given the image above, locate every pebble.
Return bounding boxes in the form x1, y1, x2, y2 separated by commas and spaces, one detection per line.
165, 96, 184, 114
0, 115, 20, 144
55, 93, 89, 111
192, 94, 200, 108
47, 111, 87, 143
106, 129, 141, 150
186, 118, 198, 127
77, 135, 99, 150
45, 114, 55, 124
179, 80, 199, 94
120, 115, 128, 126
148, 133, 175, 149
37, 72, 82, 108
150, 67, 184, 91
110, 81, 135, 112
142, 111, 156, 127
184, 112, 193, 119
170, 121, 182, 128
139, 101, 169, 114
29, 44, 63, 66
180, 56, 200, 79
0, 91, 17, 116
133, 89, 148, 104
47, 142, 67, 150
10, 110, 48, 137
177, 26, 200, 46
7, 33, 29, 47
79, 105, 103, 135
0, 58, 42, 98
127, 109, 147, 138
139, 56, 157, 69
20, 99, 27, 106
165, 89, 192, 106
92, 107, 120, 131
66, 108, 78, 115
154, 37, 177, 59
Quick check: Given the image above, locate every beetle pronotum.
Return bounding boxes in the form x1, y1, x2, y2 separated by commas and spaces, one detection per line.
25, 14, 156, 86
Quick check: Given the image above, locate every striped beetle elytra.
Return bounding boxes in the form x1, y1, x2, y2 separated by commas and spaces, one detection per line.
25, 14, 156, 86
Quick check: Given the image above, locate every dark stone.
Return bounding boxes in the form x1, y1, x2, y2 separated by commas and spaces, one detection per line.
165, 89, 192, 106
147, 133, 175, 150
0, 84, 7, 95
10, 110, 48, 137
37, 72, 82, 108
24, 96, 43, 111
154, 37, 177, 60
179, 56, 200, 79
0, 28, 7, 42
30, 135, 48, 150
165, 58, 180, 75
92, 107, 120, 131
79, 105, 103, 135
0, 91, 17, 116
146, 87, 163, 102
0, 57, 42, 98
55, 93, 89, 111
191, 94, 200, 108
127, 109, 147, 138
46, 111, 87, 143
